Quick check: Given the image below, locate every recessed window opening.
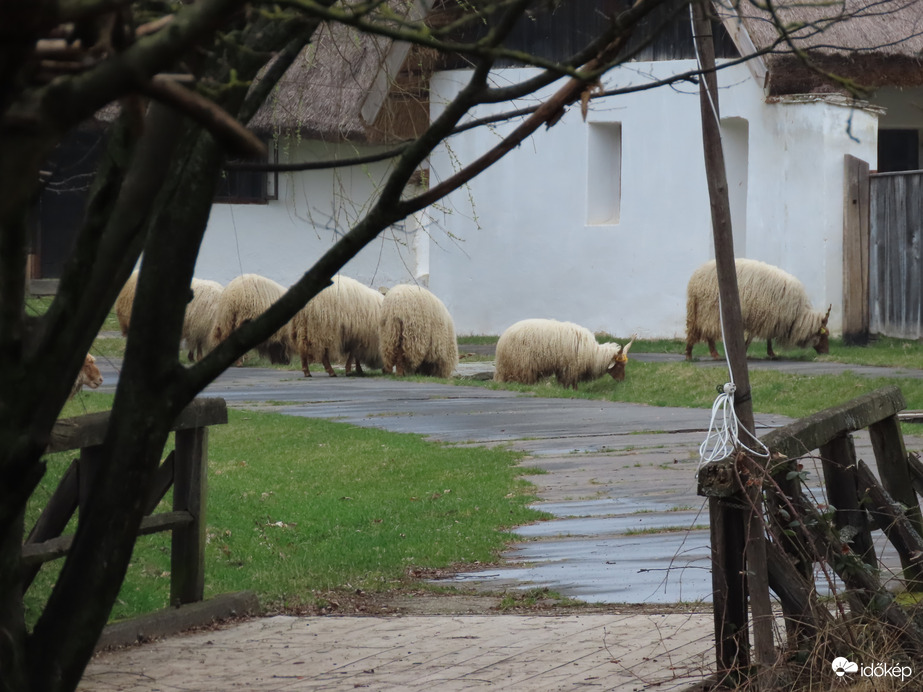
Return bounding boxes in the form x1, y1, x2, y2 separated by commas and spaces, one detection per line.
586, 122, 622, 226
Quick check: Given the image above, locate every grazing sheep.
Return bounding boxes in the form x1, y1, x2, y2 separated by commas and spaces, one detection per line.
182, 279, 224, 362
114, 271, 138, 336
684, 258, 831, 360
212, 273, 293, 365
70, 354, 103, 398
290, 275, 384, 377
379, 284, 458, 378
494, 319, 635, 390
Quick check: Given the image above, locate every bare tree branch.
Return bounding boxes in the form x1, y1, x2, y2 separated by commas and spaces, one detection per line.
140, 75, 267, 159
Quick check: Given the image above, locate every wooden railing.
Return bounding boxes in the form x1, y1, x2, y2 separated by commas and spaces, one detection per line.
23, 397, 228, 606
699, 385, 923, 673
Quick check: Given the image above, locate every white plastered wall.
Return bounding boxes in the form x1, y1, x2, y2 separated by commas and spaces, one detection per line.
195, 139, 424, 292
427, 61, 879, 337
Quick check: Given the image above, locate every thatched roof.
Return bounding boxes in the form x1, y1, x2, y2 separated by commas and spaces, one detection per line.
249, 3, 434, 143
719, 0, 923, 95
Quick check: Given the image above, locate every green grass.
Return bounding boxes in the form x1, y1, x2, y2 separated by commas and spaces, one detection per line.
822, 335, 923, 369
457, 335, 500, 345
24, 329, 923, 626
25, 398, 545, 625
455, 360, 923, 436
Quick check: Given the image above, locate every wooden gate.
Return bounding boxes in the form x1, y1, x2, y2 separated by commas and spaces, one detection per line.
868, 167, 923, 339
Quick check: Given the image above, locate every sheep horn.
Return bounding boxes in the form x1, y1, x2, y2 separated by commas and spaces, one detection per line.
617, 334, 637, 362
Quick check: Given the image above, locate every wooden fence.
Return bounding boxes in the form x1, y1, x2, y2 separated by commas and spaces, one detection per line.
843, 155, 923, 341
699, 385, 923, 678
869, 169, 923, 340
22, 397, 228, 606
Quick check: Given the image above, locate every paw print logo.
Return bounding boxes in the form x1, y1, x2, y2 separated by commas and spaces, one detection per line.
831, 657, 859, 677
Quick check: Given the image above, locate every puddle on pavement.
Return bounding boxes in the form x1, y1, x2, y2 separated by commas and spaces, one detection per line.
448, 495, 716, 603
452, 532, 713, 604
537, 498, 703, 518
514, 511, 706, 538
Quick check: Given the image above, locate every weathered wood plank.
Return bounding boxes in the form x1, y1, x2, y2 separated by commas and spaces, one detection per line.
22, 458, 80, 589
143, 451, 176, 516
25, 458, 78, 545
857, 459, 923, 590
870, 170, 923, 339
908, 452, 923, 496
868, 415, 923, 589
765, 536, 831, 643
708, 497, 750, 673
843, 155, 870, 344
48, 397, 228, 453
696, 458, 736, 498
819, 433, 876, 567
171, 427, 208, 605
21, 512, 193, 567
790, 481, 923, 657
760, 386, 906, 461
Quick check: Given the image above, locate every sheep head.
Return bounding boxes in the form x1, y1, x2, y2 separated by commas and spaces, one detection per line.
605, 335, 636, 382
813, 305, 832, 354
70, 354, 103, 398
82, 355, 103, 389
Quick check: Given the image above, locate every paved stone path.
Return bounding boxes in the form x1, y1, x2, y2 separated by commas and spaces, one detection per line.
77, 354, 921, 690
79, 612, 714, 691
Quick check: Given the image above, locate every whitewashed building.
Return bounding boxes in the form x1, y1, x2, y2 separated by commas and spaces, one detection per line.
192, 0, 923, 339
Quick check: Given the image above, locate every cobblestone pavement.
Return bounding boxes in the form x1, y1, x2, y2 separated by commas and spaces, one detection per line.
79, 612, 715, 691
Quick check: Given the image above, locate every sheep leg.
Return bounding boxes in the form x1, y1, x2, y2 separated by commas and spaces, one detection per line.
766, 338, 777, 360
345, 356, 354, 374
322, 351, 337, 377
684, 340, 694, 361
353, 361, 365, 376
707, 339, 720, 360
301, 355, 312, 377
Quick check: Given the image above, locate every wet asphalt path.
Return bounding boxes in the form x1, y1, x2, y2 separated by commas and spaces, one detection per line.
92, 354, 917, 605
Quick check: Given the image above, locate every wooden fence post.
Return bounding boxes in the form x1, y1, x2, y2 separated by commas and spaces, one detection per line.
708, 496, 750, 675
819, 433, 876, 566
843, 154, 870, 345
171, 426, 208, 605
869, 415, 923, 589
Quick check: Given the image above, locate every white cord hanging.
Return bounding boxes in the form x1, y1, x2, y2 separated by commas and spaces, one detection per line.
695, 295, 770, 477
697, 381, 770, 475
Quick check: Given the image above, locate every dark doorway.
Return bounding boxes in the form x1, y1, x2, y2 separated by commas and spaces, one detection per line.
878, 129, 920, 173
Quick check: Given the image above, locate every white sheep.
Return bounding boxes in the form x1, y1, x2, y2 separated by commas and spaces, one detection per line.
684, 258, 831, 360
212, 273, 293, 365
493, 319, 635, 390
290, 275, 384, 377
114, 271, 138, 336
70, 354, 103, 398
379, 284, 458, 378
182, 279, 224, 362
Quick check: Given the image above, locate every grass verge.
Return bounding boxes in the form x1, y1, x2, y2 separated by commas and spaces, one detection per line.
25, 395, 545, 626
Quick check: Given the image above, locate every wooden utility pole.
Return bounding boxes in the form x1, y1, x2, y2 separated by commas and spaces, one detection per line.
691, 0, 776, 678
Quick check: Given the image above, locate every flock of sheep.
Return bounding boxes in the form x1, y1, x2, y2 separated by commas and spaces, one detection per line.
115, 272, 461, 380
85, 257, 831, 396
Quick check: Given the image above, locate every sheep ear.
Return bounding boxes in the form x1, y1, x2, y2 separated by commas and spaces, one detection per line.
822, 305, 832, 326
